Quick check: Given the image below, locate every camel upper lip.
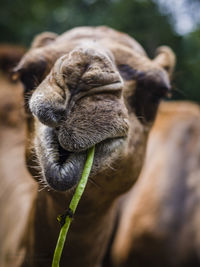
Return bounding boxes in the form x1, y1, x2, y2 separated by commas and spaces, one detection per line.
40, 127, 125, 191
57, 136, 125, 162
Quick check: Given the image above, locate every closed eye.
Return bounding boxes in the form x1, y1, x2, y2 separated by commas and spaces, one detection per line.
20, 71, 39, 93
117, 64, 139, 81
19, 59, 47, 93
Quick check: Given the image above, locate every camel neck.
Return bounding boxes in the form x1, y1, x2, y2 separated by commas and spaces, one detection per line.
21, 186, 118, 267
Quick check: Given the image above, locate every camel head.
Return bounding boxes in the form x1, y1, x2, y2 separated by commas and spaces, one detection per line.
14, 26, 175, 192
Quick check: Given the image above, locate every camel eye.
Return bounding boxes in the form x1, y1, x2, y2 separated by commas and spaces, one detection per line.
20, 60, 47, 94
129, 70, 170, 123
117, 64, 138, 81
20, 71, 38, 93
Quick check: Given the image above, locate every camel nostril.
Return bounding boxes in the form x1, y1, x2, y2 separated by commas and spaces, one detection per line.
30, 103, 66, 127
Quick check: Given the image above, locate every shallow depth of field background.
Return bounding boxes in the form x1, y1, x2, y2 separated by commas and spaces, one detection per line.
0, 0, 200, 102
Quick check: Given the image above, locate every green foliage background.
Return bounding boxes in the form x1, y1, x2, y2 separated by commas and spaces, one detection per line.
1, 0, 200, 102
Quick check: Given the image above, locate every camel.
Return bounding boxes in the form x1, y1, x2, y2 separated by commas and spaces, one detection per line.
1, 26, 175, 267
0, 62, 35, 266
112, 101, 200, 267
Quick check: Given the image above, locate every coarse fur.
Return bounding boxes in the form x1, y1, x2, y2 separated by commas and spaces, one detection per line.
112, 101, 200, 267
1, 26, 175, 267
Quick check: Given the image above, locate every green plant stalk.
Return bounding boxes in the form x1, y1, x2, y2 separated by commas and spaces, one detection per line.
52, 146, 95, 267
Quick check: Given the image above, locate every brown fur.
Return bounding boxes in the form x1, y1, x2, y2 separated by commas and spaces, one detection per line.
0, 44, 26, 74
0, 44, 26, 126
1, 26, 175, 267
0, 72, 25, 128
0, 72, 36, 267
112, 101, 200, 267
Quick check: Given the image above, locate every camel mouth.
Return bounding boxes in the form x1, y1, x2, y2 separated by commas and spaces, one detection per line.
40, 127, 125, 191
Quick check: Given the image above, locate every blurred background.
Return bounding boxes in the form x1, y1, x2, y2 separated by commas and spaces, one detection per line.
0, 0, 200, 101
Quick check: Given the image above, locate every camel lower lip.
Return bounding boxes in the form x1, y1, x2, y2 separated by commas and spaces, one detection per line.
43, 151, 86, 191
40, 127, 125, 191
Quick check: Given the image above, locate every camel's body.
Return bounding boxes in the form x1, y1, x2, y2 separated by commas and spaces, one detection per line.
0, 26, 175, 267
112, 101, 200, 267
0, 72, 36, 267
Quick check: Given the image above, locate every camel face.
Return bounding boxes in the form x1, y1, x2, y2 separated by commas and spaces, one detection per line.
30, 45, 129, 191
15, 26, 175, 191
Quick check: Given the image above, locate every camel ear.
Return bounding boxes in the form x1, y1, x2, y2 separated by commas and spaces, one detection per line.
153, 46, 176, 79
31, 32, 58, 49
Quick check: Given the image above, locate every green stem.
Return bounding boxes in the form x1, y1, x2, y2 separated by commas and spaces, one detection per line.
52, 146, 95, 267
